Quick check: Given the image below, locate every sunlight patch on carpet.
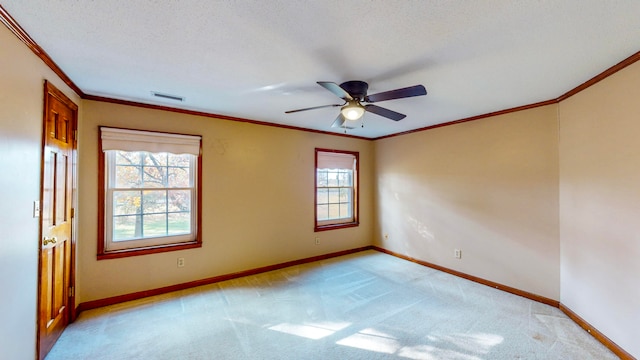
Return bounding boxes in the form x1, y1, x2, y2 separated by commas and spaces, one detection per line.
336, 328, 400, 354
268, 321, 350, 340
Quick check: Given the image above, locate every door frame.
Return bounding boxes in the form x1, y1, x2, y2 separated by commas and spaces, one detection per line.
36, 80, 78, 359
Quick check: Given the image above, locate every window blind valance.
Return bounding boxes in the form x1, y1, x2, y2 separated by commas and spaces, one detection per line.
100, 127, 201, 155
317, 151, 355, 170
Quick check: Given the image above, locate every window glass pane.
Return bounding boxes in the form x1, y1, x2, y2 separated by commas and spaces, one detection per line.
168, 190, 191, 212
115, 165, 141, 188
143, 190, 167, 214
143, 165, 167, 188
317, 204, 329, 221
327, 171, 338, 186
116, 151, 141, 165
143, 214, 167, 237
168, 212, 191, 235
168, 153, 190, 167
317, 189, 328, 204
113, 191, 141, 215
338, 171, 352, 186
339, 188, 351, 202
328, 204, 340, 219
113, 215, 140, 241
143, 152, 167, 166
168, 167, 190, 187
317, 170, 328, 186
328, 188, 340, 203
339, 203, 351, 218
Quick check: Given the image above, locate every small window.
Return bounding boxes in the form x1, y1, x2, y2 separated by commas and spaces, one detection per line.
315, 148, 359, 231
98, 127, 202, 259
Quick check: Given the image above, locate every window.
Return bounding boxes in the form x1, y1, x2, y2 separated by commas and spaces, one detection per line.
98, 127, 202, 259
315, 148, 359, 231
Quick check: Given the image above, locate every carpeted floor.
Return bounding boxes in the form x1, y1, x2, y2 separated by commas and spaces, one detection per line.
46, 250, 618, 359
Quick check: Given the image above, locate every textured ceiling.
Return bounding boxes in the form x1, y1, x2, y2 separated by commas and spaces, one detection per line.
2, 1, 640, 138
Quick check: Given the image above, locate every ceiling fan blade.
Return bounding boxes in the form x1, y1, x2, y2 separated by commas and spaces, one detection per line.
285, 104, 341, 114
331, 114, 346, 128
365, 85, 427, 103
364, 104, 406, 121
317, 81, 354, 101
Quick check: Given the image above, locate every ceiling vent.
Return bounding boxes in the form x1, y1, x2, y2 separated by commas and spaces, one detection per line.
151, 91, 184, 102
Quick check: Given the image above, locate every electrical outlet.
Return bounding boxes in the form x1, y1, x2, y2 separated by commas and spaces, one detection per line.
177, 257, 185, 267
454, 249, 462, 259
315, 237, 320, 245
33, 200, 40, 218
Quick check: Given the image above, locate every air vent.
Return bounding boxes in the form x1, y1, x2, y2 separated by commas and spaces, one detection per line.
151, 91, 184, 102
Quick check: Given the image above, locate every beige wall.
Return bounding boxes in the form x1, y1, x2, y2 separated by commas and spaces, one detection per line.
0, 25, 82, 360
77, 101, 373, 303
559, 60, 640, 358
374, 105, 561, 300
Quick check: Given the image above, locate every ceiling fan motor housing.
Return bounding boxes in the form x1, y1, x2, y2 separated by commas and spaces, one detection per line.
340, 81, 369, 101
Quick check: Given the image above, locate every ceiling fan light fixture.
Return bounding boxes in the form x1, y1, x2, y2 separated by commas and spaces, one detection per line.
341, 102, 365, 120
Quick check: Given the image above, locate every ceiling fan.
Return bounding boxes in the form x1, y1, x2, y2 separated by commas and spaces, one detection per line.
285, 81, 427, 128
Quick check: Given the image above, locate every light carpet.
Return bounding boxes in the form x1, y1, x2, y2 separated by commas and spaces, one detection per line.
46, 250, 618, 359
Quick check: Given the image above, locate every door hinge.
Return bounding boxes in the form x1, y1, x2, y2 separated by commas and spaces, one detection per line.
73, 130, 77, 140
71, 208, 75, 218
68, 286, 75, 298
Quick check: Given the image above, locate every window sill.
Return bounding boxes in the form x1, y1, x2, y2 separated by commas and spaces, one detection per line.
97, 241, 201, 260
315, 221, 359, 232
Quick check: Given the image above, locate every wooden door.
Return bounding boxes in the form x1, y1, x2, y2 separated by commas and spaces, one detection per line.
38, 81, 77, 359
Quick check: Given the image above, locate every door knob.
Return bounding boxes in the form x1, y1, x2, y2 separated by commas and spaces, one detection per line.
43, 237, 57, 245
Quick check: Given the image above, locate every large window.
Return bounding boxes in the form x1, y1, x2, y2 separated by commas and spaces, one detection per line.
315, 148, 359, 231
98, 127, 202, 259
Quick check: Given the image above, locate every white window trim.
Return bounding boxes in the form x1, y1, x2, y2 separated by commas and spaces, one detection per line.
315, 149, 359, 231
315, 168, 355, 226
104, 151, 198, 252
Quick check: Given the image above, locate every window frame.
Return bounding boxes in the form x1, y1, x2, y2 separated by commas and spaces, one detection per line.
97, 127, 202, 260
314, 148, 359, 232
